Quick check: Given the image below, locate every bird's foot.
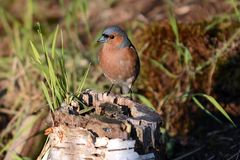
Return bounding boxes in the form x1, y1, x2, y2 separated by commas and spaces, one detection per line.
103, 84, 114, 96
103, 90, 111, 96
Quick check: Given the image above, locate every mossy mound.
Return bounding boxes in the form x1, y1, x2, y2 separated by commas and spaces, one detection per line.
135, 20, 240, 136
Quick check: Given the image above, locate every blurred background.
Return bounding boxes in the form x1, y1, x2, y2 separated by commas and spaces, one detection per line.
0, 0, 240, 159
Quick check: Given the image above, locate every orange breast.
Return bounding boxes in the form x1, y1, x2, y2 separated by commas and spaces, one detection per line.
98, 44, 139, 84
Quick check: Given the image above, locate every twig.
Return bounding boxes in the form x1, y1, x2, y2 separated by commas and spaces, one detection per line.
227, 149, 240, 160
196, 28, 240, 72
173, 146, 204, 160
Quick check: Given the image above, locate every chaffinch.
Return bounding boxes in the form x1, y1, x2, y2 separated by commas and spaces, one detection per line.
97, 26, 140, 96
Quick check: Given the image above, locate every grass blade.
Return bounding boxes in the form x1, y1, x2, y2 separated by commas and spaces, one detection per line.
52, 25, 59, 58
194, 94, 237, 127
77, 63, 91, 96
30, 41, 41, 64
134, 94, 155, 110
41, 82, 54, 111
192, 96, 222, 124
150, 59, 178, 79
201, 94, 237, 127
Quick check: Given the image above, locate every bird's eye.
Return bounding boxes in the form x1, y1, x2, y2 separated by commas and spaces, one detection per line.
109, 35, 114, 39
103, 34, 109, 38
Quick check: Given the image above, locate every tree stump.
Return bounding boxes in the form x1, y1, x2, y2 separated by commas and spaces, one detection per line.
38, 89, 162, 160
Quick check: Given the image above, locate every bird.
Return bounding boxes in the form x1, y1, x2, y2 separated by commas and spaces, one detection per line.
97, 26, 140, 97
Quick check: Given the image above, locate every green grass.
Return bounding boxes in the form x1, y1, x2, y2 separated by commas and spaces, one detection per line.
192, 94, 236, 127
30, 25, 67, 110
133, 94, 155, 110
0, 1, 95, 158
0, 1, 44, 157
30, 25, 93, 110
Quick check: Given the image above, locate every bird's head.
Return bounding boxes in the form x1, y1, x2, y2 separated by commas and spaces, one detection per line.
97, 26, 131, 48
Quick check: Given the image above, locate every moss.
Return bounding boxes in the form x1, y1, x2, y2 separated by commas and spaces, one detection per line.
135, 20, 240, 136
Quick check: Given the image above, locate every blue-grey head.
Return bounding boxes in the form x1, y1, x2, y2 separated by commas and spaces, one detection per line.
97, 26, 131, 48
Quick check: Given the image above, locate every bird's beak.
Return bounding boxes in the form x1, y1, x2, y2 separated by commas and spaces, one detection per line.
97, 36, 107, 43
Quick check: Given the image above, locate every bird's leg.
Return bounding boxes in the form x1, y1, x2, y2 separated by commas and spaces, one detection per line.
121, 85, 133, 100
106, 84, 114, 95
129, 88, 133, 100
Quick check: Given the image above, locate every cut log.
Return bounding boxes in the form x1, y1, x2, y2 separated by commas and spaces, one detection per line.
38, 89, 162, 160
